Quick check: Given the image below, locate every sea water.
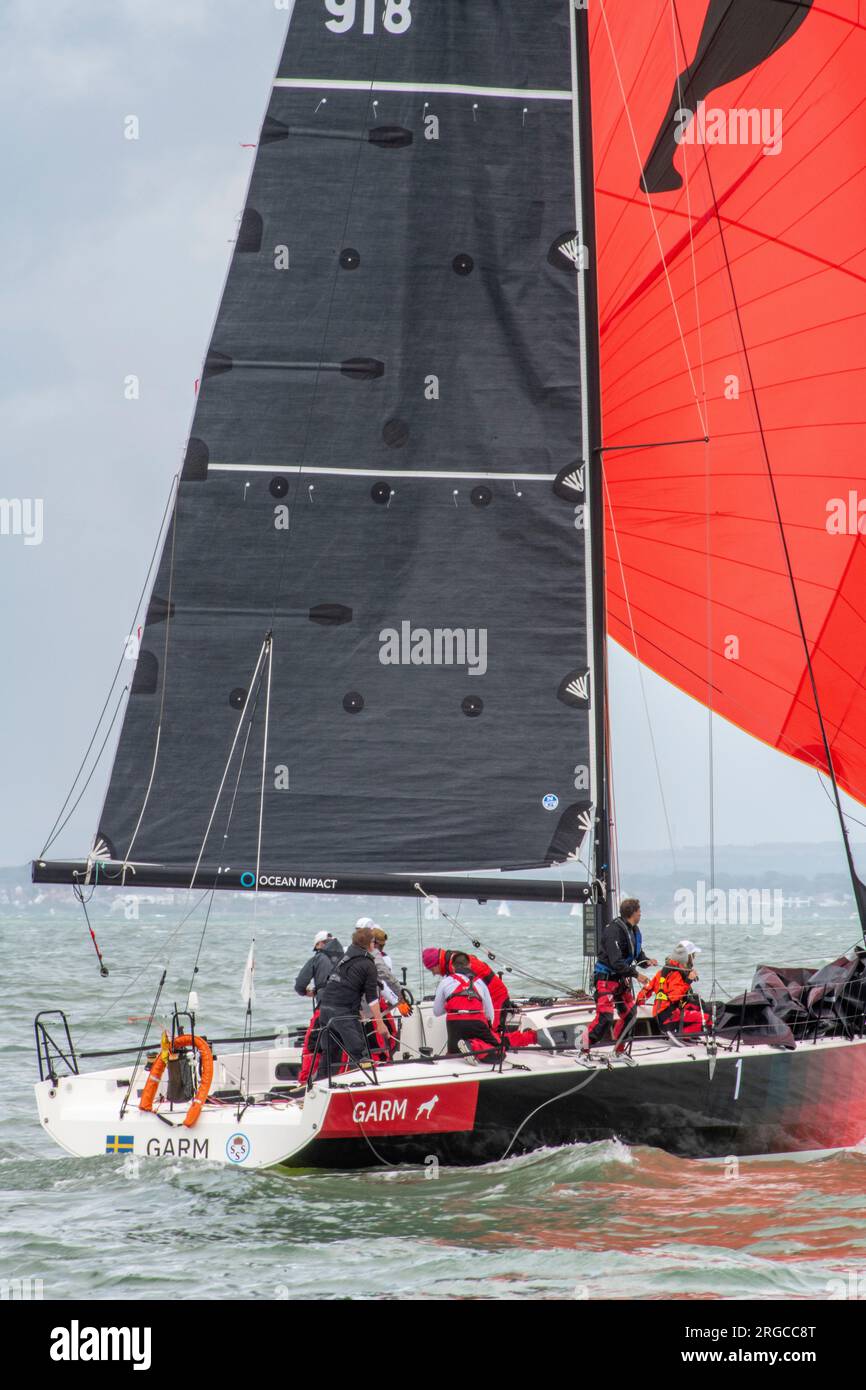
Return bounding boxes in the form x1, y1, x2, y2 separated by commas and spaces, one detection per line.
2, 892, 865, 1301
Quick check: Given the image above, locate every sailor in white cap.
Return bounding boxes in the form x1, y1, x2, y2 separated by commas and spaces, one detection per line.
355, 916, 402, 1001
294, 927, 345, 1006
636, 940, 703, 1032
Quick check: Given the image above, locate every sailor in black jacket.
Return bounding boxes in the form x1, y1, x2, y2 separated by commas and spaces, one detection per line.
314, 926, 390, 1079
294, 931, 344, 1007
581, 898, 657, 1053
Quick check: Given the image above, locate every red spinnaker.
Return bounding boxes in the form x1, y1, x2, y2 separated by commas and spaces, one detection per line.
590, 0, 866, 802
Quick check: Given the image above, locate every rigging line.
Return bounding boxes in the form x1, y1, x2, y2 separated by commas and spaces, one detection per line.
121, 482, 180, 877
109, 646, 267, 1010
185, 664, 265, 1005
815, 768, 866, 832
239, 635, 273, 1111
668, 0, 708, 411
596, 0, 708, 440
94, 890, 213, 1025
184, 891, 216, 1010
596, 435, 708, 452
605, 675, 620, 905
40, 473, 179, 857
72, 880, 109, 977
412, 884, 582, 997
118, 969, 166, 1121
669, 4, 866, 946
603, 471, 679, 874
255, 636, 273, 887
667, 0, 715, 1027
498, 1065, 602, 1164
188, 636, 270, 893
41, 687, 129, 856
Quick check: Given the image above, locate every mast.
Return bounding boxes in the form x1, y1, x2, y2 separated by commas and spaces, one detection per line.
571, 1, 614, 953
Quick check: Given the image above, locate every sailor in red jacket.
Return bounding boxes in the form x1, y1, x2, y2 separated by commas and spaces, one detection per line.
422, 948, 538, 1053
423, 948, 510, 1029
466, 954, 511, 1032
425, 950, 501, 1056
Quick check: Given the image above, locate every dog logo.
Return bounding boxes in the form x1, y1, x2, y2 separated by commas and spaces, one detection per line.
414, 1094, 440, 1121
641, 0, 815, 194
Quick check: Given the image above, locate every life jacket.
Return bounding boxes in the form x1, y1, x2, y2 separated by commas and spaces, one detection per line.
438, 949, 508, 1010
655, 961, 691, 1006
595, 918, 643, 978
444, 971, 487, 1022
638, 959, 692, 1015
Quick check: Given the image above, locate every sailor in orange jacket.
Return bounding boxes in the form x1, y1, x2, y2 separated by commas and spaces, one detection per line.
636, 941, 701, 1030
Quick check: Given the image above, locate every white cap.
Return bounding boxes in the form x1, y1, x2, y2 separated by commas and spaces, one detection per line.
313, 930, 331, 944
355, 916, 378, 932
676, 939, 702, 955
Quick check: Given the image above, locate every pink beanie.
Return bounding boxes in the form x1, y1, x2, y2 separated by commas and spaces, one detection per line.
422, 948, 440, 971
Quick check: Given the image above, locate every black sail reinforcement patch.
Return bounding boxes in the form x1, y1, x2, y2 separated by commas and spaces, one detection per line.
236, 207, 263, 254
309, 604, 353, 626
131, 651, 159, 696
545, 801, 594, 866
181, 437, 208, 482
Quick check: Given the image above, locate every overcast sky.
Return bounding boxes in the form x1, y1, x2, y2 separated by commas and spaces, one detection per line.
2, 0, 862, 881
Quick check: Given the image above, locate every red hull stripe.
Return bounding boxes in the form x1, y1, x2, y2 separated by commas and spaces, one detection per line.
319, 1082, 480, 1138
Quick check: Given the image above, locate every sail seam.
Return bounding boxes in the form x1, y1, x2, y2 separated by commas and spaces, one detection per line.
209, 464, 557, 480
274, 78, 572, 101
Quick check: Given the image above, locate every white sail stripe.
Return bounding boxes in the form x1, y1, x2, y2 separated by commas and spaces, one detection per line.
274, 78, 572, 101
209, 464, 556, 481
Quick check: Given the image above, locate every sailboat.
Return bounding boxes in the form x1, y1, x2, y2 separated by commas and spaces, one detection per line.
32, 0, 866, 1170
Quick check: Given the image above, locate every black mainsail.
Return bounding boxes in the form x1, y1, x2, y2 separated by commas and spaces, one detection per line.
35, 1, 607, 904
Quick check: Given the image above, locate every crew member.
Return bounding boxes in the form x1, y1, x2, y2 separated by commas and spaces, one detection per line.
637, 941, 708, 1034
314, 926, 389, 1079
357, 919, 404, 999
294, 930, 344, 1007
422, 947, 535, 1050
581, 897, 657, 1054
465, 953, 510, 1031
423, 949, 500, 1057
294, 930, 344, 1086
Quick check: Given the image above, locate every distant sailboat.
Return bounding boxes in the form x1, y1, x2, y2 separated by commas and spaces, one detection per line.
32, 0, 866, 1170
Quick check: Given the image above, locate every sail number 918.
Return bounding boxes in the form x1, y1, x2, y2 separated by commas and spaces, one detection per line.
325, 1, 412, 34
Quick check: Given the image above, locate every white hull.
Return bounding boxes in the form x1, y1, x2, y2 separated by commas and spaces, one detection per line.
35, 998, 866, 1168
35, 1000, 586, 1169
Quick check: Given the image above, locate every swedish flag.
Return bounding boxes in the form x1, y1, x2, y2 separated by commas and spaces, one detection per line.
105, 1135, 135, 1154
